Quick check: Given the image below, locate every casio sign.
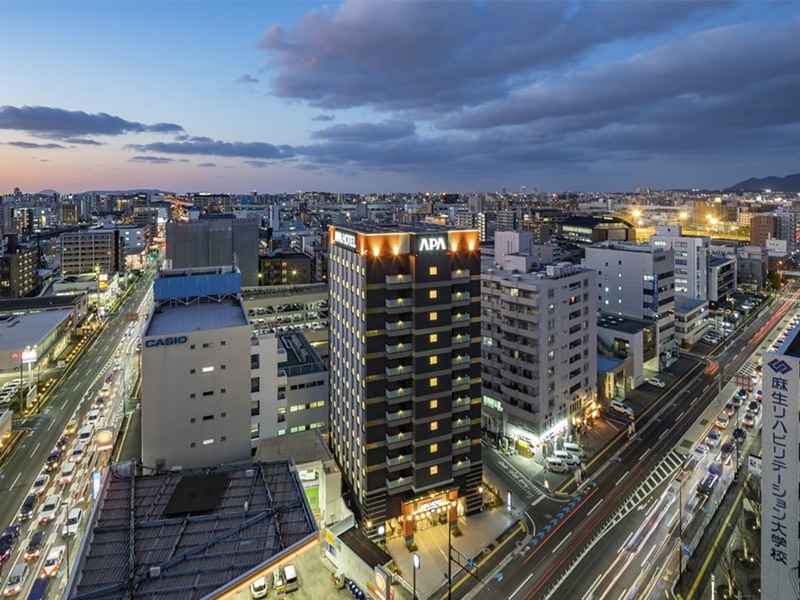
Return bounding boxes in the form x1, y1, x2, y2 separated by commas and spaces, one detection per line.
144, 335, 188, 348
333, 230, 357, 250
418, 236, 447, 252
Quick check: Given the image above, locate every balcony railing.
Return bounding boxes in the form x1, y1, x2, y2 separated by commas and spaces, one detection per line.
385, 342, 411, 355
453, 458, 471, 472
452, 333, 470, 347
451, 269, 470, 280
386, 409, 412, 424
452, 312, 470, 323
452, 418, 470, 432
386, 475, 412, 490
386, 298, 411, 309
452, 354, 470, 365
453, 438, 471, 451
452, 395, 471, 409
451, 292, 470, 304
452, 375, 471, 391
386, 365, 410, 378
386, 431, 413, 448
386, 321, 412, 333
386, 387, 412, 400
386, 274, 412, 286
386, 454, 412, 468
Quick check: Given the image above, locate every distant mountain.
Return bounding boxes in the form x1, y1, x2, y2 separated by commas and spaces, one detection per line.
37, 189, 60, 195
727, 173, 800, 192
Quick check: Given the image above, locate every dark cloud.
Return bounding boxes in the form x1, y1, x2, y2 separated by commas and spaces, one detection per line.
243, 160, 270, 168
197, 162, 217, 168
311, 120, 414, 142
64, 138, 103, 146
7, 141, 65, 149
237, 74, 259, 84
311, 114, 335, 122
129, 156, 175, 164
0, 105, 183, 139
127, 137, 295, 160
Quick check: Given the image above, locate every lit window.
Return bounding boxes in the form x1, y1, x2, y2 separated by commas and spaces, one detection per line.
429, 266, 438, 276
430, 443, 438, 453
430, 377, 438, 387
202, 438, 214, 446
430, 399, 438, 409
430, 465, 439, 475
202, 366, 214, 373
429, 355, 438, 366
430, 311, 438, 322
430, 421, 438, 431
429, 289, 438, 300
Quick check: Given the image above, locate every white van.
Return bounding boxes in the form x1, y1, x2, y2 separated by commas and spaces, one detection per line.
553, 450, 580, 466
563, 443, 585, 459
78, 424, 94, 443
610, 400, 635, 420
283, 564, 298, 593
4, 562, 29, 596
545, 457, 570, 473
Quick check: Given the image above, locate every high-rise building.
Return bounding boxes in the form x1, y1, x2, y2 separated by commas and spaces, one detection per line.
60, 229, 125, 276
760, 332, 800, 600
584, 242, 677, 372
480, 260, 598, 451
650, 225, 710, 300
328, 224, 482, 541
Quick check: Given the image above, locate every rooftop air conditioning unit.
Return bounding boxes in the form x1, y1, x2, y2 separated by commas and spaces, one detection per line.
150, 567, 162, 578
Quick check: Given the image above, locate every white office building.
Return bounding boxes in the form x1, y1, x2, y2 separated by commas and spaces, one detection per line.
649, 225, 709, 300
760, 332, 800, 600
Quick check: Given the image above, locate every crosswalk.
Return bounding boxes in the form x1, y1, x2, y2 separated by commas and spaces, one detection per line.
606, 450, 685, 527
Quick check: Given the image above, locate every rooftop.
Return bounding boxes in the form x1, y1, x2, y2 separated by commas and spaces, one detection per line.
0, 310, 73, 351
253, 429, 334, 466
278, 333, 327, 377
336, 223, 472, 235
147, 300, 249, 336
72, 461, 317, 600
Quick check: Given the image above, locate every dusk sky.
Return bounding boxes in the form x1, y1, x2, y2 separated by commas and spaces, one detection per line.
2, 1, 799, 195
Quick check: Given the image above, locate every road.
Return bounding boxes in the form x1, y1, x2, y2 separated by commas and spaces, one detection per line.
472, 289, 796, 600
0, 268, 154, 597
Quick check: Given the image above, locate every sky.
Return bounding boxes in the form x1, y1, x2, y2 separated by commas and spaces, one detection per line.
1, 0, 799, 196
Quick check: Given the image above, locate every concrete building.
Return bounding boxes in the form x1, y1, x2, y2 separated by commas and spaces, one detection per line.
650, 225, 710, 300
584, 242, 677, 373
141, 265, 252, 471
165, 216, 259, 286
760, 331, 800, 600
258, 249, 313, 285
480, 260, 598, 454
0, 235, 39, 298
673, 296, 710, 347
327, 223, 483, 542
60, 229, 125, 276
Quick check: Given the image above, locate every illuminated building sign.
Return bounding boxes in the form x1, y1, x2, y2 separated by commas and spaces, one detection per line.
144, 335, 188, 348
333, 230, 357, 250
416, 235, 447, 253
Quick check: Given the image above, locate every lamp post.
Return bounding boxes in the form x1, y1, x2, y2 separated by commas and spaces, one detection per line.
412, 553, 420, 600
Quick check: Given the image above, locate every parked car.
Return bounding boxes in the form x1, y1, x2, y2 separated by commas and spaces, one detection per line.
645, 377, 666, 388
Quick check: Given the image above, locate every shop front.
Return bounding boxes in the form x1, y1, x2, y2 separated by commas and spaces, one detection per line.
386, 489, 462, 546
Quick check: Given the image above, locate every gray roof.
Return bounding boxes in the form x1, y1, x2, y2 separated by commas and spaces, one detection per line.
72, 461, 317, 600
147, 301, 248, 336
0, 310, 73, 351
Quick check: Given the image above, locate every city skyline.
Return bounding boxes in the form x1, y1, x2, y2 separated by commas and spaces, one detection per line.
2, 0, 800, 195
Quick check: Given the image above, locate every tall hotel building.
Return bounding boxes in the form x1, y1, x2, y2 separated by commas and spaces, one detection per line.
761, 331, 800, 600
328, 224, 483, 541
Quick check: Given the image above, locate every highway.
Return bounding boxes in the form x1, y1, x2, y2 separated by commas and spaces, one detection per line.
0, 269, 154, 598
469, 288, 797, 600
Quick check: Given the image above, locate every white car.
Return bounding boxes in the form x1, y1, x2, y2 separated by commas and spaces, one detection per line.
705, 429, 721, 447
38, 494, 60, 524
250, 575, 268, 599
42, 545, 65, 577
645, 377, 666, 388
62, 508, 83, 537
31, 473, 50, 497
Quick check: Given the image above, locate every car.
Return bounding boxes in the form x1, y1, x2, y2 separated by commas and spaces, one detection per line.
610, 400, 635, 420
24, 531, 46, 561
0, 542, 11, 564
755, 389, 763, 402
95, 395, 105, 407
732, 427, 747, 447
692, 444, 709, 465
62, 508, 83, 537
55, 435, 69, 451
645, 377, 666, 388
743, 412, 756, 428
44, 449, 63, 472
17, 495, 37, 522
723, 403, 735, 417
705, 429, 722, 447
0, 525, 20, 548
731, 395, 743, 409
41, 545, 65, 577
64, 419, 79, 436
38, 494, 60, 524
31, 474, 50, 497
719, 442, 734, 465
70, 443, 86, 463
747, 400, 760, 415
715, 413, 730, 429
250, 575, 269, 599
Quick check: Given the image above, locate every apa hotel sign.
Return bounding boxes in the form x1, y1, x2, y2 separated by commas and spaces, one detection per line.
416, 235, 447, 253
333, 229, 357, 250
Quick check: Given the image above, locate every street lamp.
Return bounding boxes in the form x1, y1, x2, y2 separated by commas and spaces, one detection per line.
412, 553, 420, 600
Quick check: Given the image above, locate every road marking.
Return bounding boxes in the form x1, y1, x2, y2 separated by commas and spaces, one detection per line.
551, 532, 572, 554
638, 449, 651, 462
641, 544, 656, 567
587, 498, 603, 516
10, 472, 21, 489
47, 419, 55, 431
615, 471, 629, 487
30, 442, 40, 458
508, 573, 533, 599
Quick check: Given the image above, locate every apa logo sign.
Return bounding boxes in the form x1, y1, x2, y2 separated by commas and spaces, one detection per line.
144, 335, 188, 348
417, 236, 447, 252
333, 230, 357, 250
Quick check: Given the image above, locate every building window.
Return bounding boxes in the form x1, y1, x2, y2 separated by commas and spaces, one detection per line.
430, 333, 438, 343
429, 355, 438, 365
221, 364, 226, 370
220, 412, 226, 418
429, 289, 438, 300
202, 414, 213, 421
430, 465, 438, 475
202, 366, 214, 373
251, 354, 260, 369
202, 391, 214, 397
430, 421, 438, 431
190, 369, 196, 374
190, 442, 196, 448
430, 311, 438, 322
430, 399, 438, 409
430, 443, 438, 453
251, 377, 260, 393
190, 393, 196, 399
429, 266, 438, 276
202, 438, 214, 445
190, 418, 195, 423
203, 342, 214, 349
430, 377, 438, 387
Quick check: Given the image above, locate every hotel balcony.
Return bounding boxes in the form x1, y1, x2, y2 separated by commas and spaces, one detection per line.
451, 269, 470, 281
452, 354, 470, 366
453, 438, 471, 454
386, 475, 413, 491
452, 458, 471, 473
452, 312, 470, 324
385, 320, 412, 335
385, 297, 412, 311
452, 417, 471, 433
385, 274, 412, 287
452, 395, 471, 411
386, 408, 412, 425
385, 364, 411, 379
385, 342, 412, 357
452, 375, 471, 392
451, 291, 470, 306
452, 332, 471, 349
386, 386, 412, 401
386, 431, 413, 449
385, 453, 412, 472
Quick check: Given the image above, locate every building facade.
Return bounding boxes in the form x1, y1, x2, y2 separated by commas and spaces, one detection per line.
60, 229, 125, 276
650, 225, 710, 300
328, 224, 483, 541
480, 261, 598, 455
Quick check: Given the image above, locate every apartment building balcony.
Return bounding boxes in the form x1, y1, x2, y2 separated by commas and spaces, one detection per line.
276, 369, 288, 385
385, 453, 412, 472
452, 332, 471, 349
453, 438, 471, 454
385, 364, 411, 379
452, 457, 471, 473
386, 474, 413, 491
385, 342, 412, 357
385, 274, 412, 287
451, 269, 470, 281
452, 416, 471, 433
452, 312, 470, 324
386, 431, 413, 448
386, 408, 412, 425
386, 320, 412, 335
452, 375, 471, 391
451, 291, 470, 306
385, 297, 412, 311
386, 386, 412, 401
452, 354, 470, 366
452, 395, 471, 411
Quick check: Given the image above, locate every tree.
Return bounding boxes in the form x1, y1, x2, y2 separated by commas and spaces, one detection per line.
742, 475, 761, 531
712, 539, 740, 599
